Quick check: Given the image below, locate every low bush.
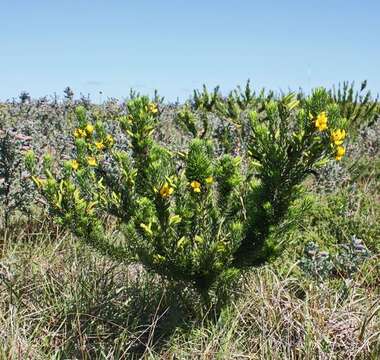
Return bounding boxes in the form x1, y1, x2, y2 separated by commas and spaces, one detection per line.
25, 87, 352, 309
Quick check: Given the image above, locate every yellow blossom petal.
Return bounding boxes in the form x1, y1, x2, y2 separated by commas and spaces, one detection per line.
71, 159, 79, 170
106, 134, 115, 146
74, 128, 86, 138
190, 180, 201, 193
205, 176, 214, 184
335, 146, 345, 161
159, 182, 174, 198
148, 102, 158, 114
315, 112, 328, 131
331, 129, 346, 145
95, 141, 105, 150
85, 123, 94, 136
87, 157, 97, 166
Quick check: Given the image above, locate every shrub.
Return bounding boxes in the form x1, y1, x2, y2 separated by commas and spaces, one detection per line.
299, 236, 372, 280
328, 81, 379, 133
0, 130, 34, 228
26, 87, 349, 307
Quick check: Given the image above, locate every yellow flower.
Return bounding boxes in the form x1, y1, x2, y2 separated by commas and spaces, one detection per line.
95, 141, 105, 150
87, 157, 97, 166
335, 146, 345, 161
85, 123, 94, 136
148, 102, 158, 114
105, 134, 115, 146
205, 176, 214, 184
190, 180, 201, 193
331, 129, 346, 145
159, 182, 174, 198
74, 128, 86, 138
315, 112, 328, 131
71, 159, 79, 170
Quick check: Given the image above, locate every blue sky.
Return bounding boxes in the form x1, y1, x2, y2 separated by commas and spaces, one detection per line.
1, 0, 379, 102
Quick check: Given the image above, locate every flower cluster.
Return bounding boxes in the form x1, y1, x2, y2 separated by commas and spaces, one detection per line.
147, 102, 158, 114
70, 115, 115, 171
190, 180, 201, 193
331, 129, 346, 145
189, 176, 213, 193
331, 129, 346, 161
334, 144, 346, 161
159, 182, 174, 198
315, 111, 328, 131
73, 123, 95, 139
314, 110, 347, 161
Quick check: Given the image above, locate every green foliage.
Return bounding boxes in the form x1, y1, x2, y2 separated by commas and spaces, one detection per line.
27, 87, 350, 307
303, 185, 379, 253
192, 85, 221, 112
329, 81, 379, 132
175, 105, 198, 137
234, 90, 346, 266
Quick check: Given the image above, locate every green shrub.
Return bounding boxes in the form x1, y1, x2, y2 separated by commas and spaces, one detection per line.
26, 88, 349, 307
328, 81, 379, 133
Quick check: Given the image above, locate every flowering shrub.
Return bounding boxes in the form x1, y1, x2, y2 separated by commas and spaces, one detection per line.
313, 117, 379, 193
25, 87, 351, 306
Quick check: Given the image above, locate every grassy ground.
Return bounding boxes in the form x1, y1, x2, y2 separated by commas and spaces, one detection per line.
0, 122, 379, 359
0, 217, 378, 359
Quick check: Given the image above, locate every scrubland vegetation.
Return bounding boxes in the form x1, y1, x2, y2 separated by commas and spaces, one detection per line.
0, 81, 379, 359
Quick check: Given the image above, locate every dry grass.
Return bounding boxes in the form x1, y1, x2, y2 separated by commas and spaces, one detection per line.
165, 264, 380, 359
0, 219, 379, 359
